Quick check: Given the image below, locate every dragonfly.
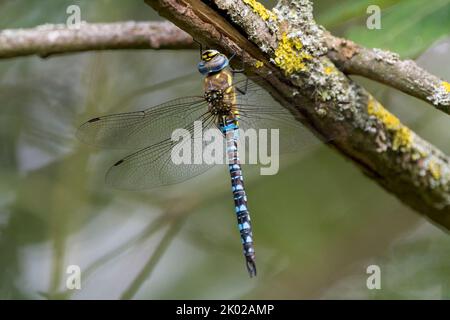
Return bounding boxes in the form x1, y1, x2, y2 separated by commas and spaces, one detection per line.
77, 49, 323, 277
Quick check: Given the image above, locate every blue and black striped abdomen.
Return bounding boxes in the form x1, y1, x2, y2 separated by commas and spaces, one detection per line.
221, 117, 257, 277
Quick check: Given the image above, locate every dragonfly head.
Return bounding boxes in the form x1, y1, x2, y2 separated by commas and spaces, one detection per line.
198, 50, 229, 75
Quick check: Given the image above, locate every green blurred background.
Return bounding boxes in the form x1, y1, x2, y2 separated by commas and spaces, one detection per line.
0, 0, 449, 299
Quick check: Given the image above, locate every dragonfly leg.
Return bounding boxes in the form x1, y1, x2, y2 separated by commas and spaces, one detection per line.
235, 77, 249, 95
230, 49, 245, 74
193, 39, 203, 59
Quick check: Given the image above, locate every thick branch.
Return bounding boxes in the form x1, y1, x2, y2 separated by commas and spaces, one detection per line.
145, 0, 450, 230
0, 21, 194, 59
325, 34, 450, 115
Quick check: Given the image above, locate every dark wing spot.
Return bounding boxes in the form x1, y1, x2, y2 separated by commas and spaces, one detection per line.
88, 117, 101, 123
113, 159, 124, 166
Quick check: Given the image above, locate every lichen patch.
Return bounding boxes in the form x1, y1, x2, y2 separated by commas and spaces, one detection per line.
367, 96, 413, 151
273, 33, 312, 75
324, 65, 334, 75
427, 81, 450, 107
254, 60, 264, 68
242, 0, 277, 21
428, 160, 442, 180
372, 48, 400, 65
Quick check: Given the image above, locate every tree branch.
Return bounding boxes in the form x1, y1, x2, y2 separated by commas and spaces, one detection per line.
144, 0, 450, 230
2, 20, 447, 115
0, 21, 194, 59
324, 34, 450, 115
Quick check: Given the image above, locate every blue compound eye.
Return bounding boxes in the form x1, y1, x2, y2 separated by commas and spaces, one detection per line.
197, 52, 229, 75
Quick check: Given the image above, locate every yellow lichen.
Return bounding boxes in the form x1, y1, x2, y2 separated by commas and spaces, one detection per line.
428, 160, 441, 180
242, 0, 277, 21
367, 96, 413, 151
274, 33, 312, 75
367, 97, 400, 130
411, 152, 421, 161
392, 127, 412, 151
324, 66, 334, 75
442, 81, 450, 93
419, 149, 429, 157
254, 60, 264, 68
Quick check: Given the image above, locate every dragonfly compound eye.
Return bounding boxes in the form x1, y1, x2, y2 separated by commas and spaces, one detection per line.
198, 51, 229, 75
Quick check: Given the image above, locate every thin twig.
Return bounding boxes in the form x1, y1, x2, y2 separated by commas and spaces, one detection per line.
0, 21, 194, 59
325, 34, 450, 115
120, 217, 185, 300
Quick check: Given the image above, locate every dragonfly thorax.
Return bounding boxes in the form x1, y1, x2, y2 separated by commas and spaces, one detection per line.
205, 89, 232, 116
205, 89, 223, 103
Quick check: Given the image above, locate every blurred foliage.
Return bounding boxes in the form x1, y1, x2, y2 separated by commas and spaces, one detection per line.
315, 0, 450, 58
0, 0, 449, 300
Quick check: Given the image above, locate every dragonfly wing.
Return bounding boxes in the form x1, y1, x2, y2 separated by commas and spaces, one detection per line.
105, 114, 225, 190
237, 112, 322, 155
77, 96, 208, 149
234, 79, 323, 155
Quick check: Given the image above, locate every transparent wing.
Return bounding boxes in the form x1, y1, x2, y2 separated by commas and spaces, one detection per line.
105, 113, 226, 190
232, 78, 324, 155
81, 75, 336, 191
77, 96, 208, 149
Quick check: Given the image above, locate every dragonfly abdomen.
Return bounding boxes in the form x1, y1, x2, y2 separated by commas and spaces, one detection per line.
222, 117, 257, 278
